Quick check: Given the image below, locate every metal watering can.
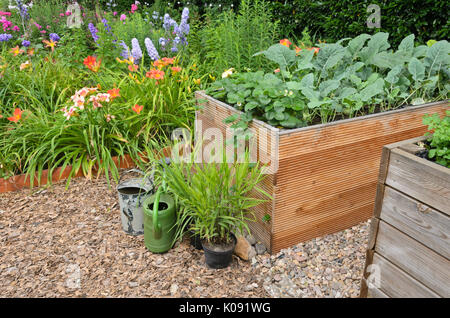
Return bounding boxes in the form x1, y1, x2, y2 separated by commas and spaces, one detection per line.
143, 189, 177, 253
117, 169, 153, 236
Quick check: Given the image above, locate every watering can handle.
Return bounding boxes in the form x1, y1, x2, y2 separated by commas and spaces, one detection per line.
118, 168, 153, 184
153, 188, 162, 239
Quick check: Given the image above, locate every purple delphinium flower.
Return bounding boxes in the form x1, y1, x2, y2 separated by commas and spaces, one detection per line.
102, 18, 113, 36
130, 38, 142, 62
119, 40, 129, 59
0, 33, 12, 42
22, 39, 30, 47
88, 23, 99, 45
144, 37, 159, 61
16, 0, 30, 21
49, 33, 60, 42
159, 37, 167, 47
163, 13, 171, 31
181, 7, 189, 22
179, 7, 190, 35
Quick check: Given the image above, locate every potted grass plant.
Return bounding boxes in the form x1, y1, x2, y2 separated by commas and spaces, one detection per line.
154, 142, 270, 268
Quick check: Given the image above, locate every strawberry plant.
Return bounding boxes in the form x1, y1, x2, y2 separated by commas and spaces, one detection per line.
423, 110, 450, 168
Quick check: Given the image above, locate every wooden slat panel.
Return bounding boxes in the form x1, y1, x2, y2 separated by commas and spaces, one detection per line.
380, 186, 450, 258
367, 218, 380, 251
360, 278, 390, 298
367, 286, 389, 298
273, 180, 377, 234
385, 149, 450, 215
278, 101, 448, 155
375, 221, 450, 297
371, 253, 440, 298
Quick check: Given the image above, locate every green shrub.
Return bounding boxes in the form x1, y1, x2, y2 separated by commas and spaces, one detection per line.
268, 0, 449, 46
187, 0, 280, 76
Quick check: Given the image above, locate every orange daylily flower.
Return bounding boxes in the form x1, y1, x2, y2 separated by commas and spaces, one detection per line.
7, 108, 23, 122
83, 56, 101, 72
193, 78, 201, 85
10, 46, 24, 56
309, 47, 320, 54
280, 39, 292, 47
161, 57, 175, 65
145, 68, 165, 80
153, 59, 165, 69
171, 66, 182, 73
128, 64, 138, 72
107, 88, 120, 100
42, 39, 57, 52
132, 104, 143, 114
27, 48, 35, 56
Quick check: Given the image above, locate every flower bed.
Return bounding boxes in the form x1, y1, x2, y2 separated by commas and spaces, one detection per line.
0, 154, 135, 193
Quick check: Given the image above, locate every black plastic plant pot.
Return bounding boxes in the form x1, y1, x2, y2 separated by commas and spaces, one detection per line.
201, 234, 237, 269
189, 230, 203, 250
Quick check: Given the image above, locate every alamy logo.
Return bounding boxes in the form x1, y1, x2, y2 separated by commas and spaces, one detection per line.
367, 4, 381, 29
66, 264, 81, 289
366, 264, 381, 289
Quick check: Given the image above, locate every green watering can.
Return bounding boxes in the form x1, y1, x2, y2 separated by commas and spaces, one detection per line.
143, 188, 177, 253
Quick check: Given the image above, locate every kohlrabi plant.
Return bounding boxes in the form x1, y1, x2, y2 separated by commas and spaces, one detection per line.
207, 33, 450, 133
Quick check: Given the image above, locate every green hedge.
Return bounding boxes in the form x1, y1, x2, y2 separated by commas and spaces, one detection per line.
268, 0, 449, 46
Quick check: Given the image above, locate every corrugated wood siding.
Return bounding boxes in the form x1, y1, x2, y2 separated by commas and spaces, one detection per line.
273, 102, 448, 252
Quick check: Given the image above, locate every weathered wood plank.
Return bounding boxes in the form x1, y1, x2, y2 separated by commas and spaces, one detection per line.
367, 285, 389, 298
367, 218, 380, 251
371, 253, 440, 298
360, 278, 389, 298
385, 149, 450, 215
380, 186, 450, 258
375, 221, 450, 297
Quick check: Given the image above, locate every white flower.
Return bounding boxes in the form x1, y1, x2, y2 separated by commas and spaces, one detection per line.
222, 68, 234, 78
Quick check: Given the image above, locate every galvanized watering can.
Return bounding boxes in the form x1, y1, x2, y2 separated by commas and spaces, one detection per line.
117, 169, 153, 235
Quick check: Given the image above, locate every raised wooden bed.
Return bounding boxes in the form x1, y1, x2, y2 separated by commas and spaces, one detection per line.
195, 91, 449, 253
360, 136, 450, 298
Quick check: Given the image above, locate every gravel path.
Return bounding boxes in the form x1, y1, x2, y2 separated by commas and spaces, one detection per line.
0, 174, 369, 298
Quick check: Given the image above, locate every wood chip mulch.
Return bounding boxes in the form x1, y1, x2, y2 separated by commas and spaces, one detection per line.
0, 175, 269, 298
